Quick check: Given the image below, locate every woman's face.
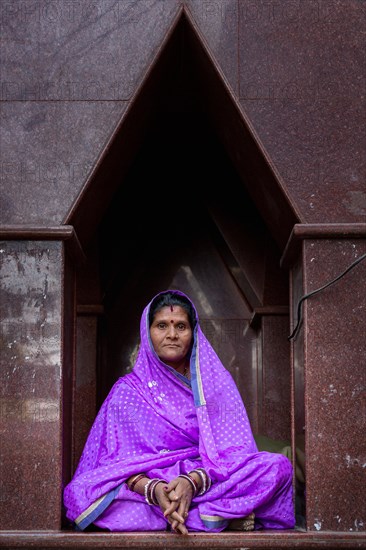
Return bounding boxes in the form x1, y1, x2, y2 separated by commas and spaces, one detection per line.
150, 305, 193, 368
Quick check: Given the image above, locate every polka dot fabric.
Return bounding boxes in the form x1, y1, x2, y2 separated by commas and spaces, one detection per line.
63, 290, 295, 531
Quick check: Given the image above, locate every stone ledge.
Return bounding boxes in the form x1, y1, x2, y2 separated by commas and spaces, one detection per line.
280, 223, 366, 268
0, 530, 365, 549
0, 224, 86, 265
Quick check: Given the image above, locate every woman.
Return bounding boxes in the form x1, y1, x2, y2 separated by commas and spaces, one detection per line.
64, 290, 295, 533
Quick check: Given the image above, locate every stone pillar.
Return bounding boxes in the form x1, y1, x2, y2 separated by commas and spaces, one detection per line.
285, 224, 366, 533
0, 228, 77, 530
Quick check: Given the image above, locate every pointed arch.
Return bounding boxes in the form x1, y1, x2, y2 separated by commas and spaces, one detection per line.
64, 7, 301, 252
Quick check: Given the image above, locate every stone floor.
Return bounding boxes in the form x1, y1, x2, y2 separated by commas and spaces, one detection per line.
0, 530, 365, 550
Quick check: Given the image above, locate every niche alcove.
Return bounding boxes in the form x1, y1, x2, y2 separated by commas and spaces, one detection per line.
64, 8, 302, 529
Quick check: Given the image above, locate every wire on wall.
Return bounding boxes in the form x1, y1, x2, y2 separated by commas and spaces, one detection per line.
288, 252, 366, 341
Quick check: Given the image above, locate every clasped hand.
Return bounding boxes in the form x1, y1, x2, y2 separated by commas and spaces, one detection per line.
155, 477, 194, 534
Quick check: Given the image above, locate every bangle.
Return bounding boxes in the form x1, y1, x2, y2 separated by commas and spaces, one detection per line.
189, 468, 211, 495
144, 478, 157, 505
189, 469, 205, 494
198, 467, 212, 494
128, 473, 146, 492
150, 479, 167, 505
178, 474, 198, 497
144, 478, 167, 505
186, 474, 199, 495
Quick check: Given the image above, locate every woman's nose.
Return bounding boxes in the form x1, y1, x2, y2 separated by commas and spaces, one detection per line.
167, 325, 178, 338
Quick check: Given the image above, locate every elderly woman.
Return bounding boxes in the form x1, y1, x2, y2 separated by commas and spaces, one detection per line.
64, 290, 295, 533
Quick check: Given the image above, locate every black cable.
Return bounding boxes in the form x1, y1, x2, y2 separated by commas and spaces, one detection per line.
288, 252, 366, 341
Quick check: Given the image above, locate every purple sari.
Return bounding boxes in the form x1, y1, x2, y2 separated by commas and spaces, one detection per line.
64, 290, 295, 532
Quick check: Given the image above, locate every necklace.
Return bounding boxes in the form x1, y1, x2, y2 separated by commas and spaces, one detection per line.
183, 365, 189, 378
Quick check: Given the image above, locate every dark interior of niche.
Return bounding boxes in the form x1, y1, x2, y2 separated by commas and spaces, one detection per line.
98, 111, 267, 308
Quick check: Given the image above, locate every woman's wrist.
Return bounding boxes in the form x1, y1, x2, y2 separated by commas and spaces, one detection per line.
187, 471, 202, 492
188, 468, 211, 496
126, 475, 167, 502
144, 478, 168, 505
126, 474, 150, 495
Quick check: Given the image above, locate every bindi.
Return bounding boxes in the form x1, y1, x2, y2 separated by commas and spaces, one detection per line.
170, 319, 174, 323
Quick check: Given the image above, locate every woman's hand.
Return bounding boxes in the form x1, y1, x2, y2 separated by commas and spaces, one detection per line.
154, 482, 188, 534
159, 476, 195, 533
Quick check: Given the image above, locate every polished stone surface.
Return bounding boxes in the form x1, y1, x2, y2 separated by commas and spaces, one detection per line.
300, 239, 366, 532
186, 0, 239, 95
62, 251, 77, 529
0, 529, 365, 549
291, 256, 306, 447
1, 1, 181, 101
0, 241, 63, 529
238, 0, 365, 224
0, 102, 127, 225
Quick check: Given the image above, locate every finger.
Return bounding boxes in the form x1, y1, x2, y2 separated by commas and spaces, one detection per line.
154, 486, 172, 505
166, 511, 183, 525
162, 491, 180, 511
171, 519, 186, 535
176, 501, 186, 519
163, 501, 180, 518
163, 479, 180, 493
177, 496, 191, 518
170, 510, 185, 524
163, 489, 178, 504
176, 522, 188, 535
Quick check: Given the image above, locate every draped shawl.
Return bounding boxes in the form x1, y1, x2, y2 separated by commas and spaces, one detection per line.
63, 290, 295, 531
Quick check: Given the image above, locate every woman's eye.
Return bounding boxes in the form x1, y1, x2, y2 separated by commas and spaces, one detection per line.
157, 323, 167, 329
177, 324, 186, 330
